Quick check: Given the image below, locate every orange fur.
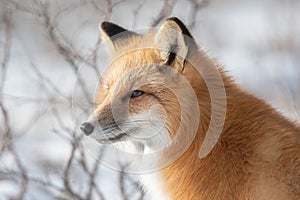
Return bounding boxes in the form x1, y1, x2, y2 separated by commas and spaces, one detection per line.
162, 64, 300, 199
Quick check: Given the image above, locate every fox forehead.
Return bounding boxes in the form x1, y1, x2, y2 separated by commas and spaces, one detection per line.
101, 45, 163, 86
97, 48, 165, 103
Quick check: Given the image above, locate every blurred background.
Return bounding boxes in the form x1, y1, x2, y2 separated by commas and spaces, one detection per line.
0, 0, 299, 199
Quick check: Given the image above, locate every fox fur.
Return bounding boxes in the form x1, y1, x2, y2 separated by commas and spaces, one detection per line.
82, 17, 300, 199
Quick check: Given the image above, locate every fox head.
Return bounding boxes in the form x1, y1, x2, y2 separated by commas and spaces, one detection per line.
80, 17, 211, 155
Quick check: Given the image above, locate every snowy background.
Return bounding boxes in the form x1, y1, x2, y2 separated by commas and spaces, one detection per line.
0, 0, 299, 199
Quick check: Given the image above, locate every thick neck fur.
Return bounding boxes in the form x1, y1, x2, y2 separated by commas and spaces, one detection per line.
158, 49, 300, 199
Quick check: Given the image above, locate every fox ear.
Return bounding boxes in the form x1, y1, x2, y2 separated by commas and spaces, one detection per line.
154, 17, 194, 71
100, 21, 138, 55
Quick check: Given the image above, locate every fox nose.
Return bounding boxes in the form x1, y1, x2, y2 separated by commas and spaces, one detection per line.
80, 122, 94, 136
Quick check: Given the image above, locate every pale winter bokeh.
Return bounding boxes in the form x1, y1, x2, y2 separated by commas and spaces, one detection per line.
0, 0, 299, 199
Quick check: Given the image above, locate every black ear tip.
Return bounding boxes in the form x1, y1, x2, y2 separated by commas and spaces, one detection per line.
165, 17, 193, 39
166, 17, 185, 28
100, 21, 111, 29
100, 21, 128, 37
166, 17, 181, 23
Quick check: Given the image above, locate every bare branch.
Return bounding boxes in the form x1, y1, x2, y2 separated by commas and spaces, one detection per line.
0, 0, 13, 95
188, 0, 210, 29
7, 146, 29, 199
151, 0, 177, 27
32, 0, 94, 104
29, 60, 68, 100
119, 164, 128, 200
33, 0, 79, 72
90, 36, 102, 77
131, 0, 147, 28
83, 146, 106, 200
63, 135, 84, 200
89, 0, 126, 20
0, 102, 9, 154
0, 168, 77, 199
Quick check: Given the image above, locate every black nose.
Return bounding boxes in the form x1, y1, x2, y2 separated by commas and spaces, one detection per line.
80, 122, 94, 136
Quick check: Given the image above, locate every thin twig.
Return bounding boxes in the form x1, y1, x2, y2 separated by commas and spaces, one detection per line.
151, 0, 177, 27
131, 0, 147, 28
83, 146, 106, 200
33, 0, 92, 104
0, 102, 9, 154
0, 1, 12, 96
8, 146, 29, 199
63, 135, 84, 200
188, 0, 210, 29
119, 164, 128, 200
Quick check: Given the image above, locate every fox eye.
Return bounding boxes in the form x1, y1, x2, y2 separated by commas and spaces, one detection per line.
130, 90, 145, 98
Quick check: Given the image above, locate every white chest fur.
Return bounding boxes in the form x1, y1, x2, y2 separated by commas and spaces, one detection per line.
138, 171, 170, 200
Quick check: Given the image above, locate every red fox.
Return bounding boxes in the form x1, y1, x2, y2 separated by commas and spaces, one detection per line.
80, 17, 300, 199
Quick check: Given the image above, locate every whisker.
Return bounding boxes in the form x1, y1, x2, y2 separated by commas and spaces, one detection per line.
99, 119, 151, 131
116, 119, 150, 124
